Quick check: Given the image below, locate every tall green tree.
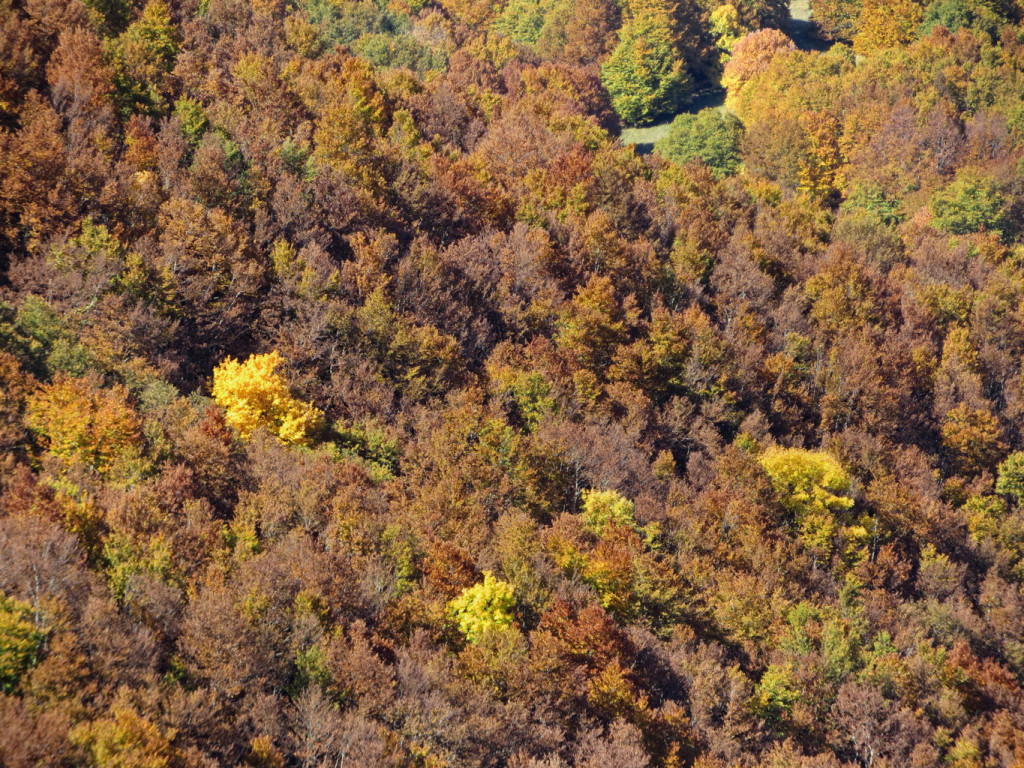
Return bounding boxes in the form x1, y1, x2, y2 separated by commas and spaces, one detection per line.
930, 173, 1008, 236
0, 593, 45, 694
601, 2, 692, 125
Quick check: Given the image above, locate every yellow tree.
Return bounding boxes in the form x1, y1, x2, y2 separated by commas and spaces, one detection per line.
710, 4, 749, 56
722, 28, 795, 111
70, 695, 179, 768
447, 572, 516, 643
853, 0, 923, 54
811, 0, 861, 41
313, 58, 390, 194
941, 404, 1006, 478
26, 374, 142, 476
211, 352, 324, 446
798, 110, 845, 205
759, 447, 854, 557
557, 274, 638, 373
580, 488, 636, 535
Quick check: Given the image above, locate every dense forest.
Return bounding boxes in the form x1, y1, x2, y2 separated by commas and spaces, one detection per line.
3, 0, 1024, 765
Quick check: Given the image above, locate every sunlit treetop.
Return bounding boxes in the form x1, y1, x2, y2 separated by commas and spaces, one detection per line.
447, 572, 516, 644
580, 488, 636, 535
211, 352, 324, 446
759, 446, 853, 516
759, 446, 855, 554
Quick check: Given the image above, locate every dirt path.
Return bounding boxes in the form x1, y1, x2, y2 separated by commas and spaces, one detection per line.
788, 0, 831, 52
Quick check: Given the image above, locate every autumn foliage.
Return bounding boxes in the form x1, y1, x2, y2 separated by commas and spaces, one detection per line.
2, 0, 1024, 766
212, 352, 324, 445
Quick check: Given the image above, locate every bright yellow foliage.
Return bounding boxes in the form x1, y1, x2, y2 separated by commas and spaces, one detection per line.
448, 572, 516, 644
710, 4, 747, 54
580, 488, 636, 536
797, 110, 845, 204
211, 352, 324, 445
759, 446, 854, 555
853, 0, 923, 55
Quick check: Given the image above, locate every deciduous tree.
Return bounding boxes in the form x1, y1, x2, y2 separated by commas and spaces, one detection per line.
26, 374, 142, 477
448, 572, 516, 643
601, 1, 692, 125
212, 352, 325, 446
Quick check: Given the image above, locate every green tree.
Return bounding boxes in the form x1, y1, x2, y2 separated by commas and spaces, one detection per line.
996, 452, 1024, 505
110, 1, 181, 118
601, 3, 692, 125
173, 97, 209, 146
0, 295, 94, 379
0, 593, 45, 694
842, 184, 905, 226
749, 663, 800, 725
781, 587, 866, 683
298, 0, 396, 48
83, 0, 132, 35
495, 0, 557, 44
918, 0, 1003, 36
919, 0, 976, 33
656, 107, 744, 178
353, 33, 447, 73
930, 173, 1007, 236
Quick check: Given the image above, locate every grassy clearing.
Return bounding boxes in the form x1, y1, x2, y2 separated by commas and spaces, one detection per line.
620, 89, 727, 152
620, 121, 674, 148
790, 0, 812, 23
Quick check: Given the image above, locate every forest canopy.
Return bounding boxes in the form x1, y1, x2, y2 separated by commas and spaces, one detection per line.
3, 0, 1024, 766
